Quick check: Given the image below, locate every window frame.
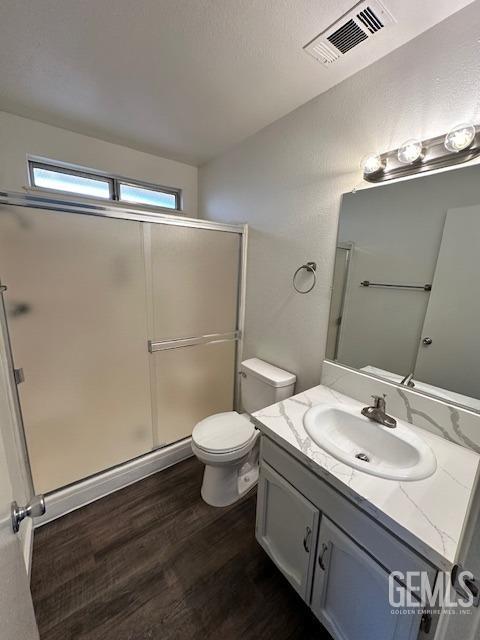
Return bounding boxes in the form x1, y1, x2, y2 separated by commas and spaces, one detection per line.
28, 161, 115, 201
27, 158, 182, 213
117, 179, 180, 210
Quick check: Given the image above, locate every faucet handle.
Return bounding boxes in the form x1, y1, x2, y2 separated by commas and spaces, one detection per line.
371, 394, 386, 408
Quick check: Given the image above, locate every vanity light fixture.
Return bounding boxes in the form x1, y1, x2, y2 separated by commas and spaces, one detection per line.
362, 123, 480, 183
360, 153, 385, 175
397, 139, 424, 165
444, 123, 476, 152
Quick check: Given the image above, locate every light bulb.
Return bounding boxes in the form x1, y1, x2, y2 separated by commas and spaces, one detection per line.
361, 153, 384, 175
444, 123, 476, 152
397, 139, 424, 164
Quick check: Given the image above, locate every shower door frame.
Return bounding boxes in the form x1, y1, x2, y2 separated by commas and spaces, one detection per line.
0, 190, 247, 519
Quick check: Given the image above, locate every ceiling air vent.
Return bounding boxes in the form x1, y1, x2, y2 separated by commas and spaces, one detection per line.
357, 6, 385, 33
304, 0, 395, 67
327, 19, 368, 54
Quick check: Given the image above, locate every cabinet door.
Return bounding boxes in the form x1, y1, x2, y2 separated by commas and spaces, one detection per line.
311, 517, 421, 640
256, 463, 319, 601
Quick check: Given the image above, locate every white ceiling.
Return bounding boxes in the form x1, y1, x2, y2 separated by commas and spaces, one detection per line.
0, 0, 474, 166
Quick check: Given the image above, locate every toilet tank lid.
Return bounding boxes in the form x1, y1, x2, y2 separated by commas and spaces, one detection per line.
240, 358, 296, 388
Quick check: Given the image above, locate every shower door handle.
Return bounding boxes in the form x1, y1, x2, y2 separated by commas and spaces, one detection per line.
148, 330, 240, 352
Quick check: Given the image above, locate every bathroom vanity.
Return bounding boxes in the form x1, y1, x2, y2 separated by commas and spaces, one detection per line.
253, 385, 479, 640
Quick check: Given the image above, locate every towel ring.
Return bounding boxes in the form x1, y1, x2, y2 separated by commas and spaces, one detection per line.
293, 262, 317, 294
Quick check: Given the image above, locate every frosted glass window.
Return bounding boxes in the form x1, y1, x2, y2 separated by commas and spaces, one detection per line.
119, 183, 178, 210
28, 160, 182, 212
31, 166, 111, 199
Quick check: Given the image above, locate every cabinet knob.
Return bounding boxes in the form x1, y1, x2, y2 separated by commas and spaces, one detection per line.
422, 337, 433, 346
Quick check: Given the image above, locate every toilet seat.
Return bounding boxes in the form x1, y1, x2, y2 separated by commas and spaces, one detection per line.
192, 411, 255, 454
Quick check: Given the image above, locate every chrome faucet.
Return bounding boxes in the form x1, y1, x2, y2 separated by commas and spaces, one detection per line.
361, 395, 397, 428
400, 372, 415, 388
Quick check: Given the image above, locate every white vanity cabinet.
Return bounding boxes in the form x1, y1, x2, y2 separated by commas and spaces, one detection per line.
311, 516, 421, 640
256, 463, 319, 599
256, 437, 437, 640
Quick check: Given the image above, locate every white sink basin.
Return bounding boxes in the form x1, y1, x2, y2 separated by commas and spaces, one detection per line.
303, 404, 437, 481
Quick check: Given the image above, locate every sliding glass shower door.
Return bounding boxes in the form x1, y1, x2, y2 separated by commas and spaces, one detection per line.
0, 206, 153, 493
148, 224, 240, 446
0, 201, 243, 494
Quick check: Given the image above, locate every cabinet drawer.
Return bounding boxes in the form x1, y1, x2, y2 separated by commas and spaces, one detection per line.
260, 436, 436, 584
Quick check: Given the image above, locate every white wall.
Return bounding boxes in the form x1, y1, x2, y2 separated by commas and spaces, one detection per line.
0, 111, 198, 216
199, 3, 480, 391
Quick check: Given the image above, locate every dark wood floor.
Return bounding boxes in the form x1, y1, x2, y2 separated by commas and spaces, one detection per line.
31, 457, 331, 640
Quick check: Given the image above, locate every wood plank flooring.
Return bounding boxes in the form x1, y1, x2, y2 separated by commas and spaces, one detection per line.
31, 457, 331, 640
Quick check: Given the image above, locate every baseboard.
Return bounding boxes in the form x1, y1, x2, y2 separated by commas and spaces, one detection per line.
34, 438, 193, 527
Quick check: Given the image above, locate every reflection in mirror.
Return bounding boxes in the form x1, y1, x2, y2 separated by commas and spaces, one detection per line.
327, 165, 480, 412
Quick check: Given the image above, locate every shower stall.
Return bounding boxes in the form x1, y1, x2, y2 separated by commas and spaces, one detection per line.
0, 193, 246, 495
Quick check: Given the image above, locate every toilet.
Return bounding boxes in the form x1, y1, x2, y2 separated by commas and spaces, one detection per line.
192, 358, 296, 507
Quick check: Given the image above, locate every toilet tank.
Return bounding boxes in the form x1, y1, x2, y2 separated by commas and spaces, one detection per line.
240, 358, 296, 414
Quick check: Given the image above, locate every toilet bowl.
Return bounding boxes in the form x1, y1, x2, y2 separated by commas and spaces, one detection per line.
192, 411, 260, 507
192, 358, 296, 507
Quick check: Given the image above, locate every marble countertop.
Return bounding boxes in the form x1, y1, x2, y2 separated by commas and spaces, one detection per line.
253, 384, 480, 570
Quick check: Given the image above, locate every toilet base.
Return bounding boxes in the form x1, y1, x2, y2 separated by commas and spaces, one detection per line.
200, 455, 259, 507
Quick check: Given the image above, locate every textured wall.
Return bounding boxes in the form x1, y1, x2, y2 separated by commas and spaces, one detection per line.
199, 4, 480, 391
0, 111, 198, 217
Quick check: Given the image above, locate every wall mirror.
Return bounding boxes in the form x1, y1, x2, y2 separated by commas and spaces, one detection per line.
326, 164, 480, 413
